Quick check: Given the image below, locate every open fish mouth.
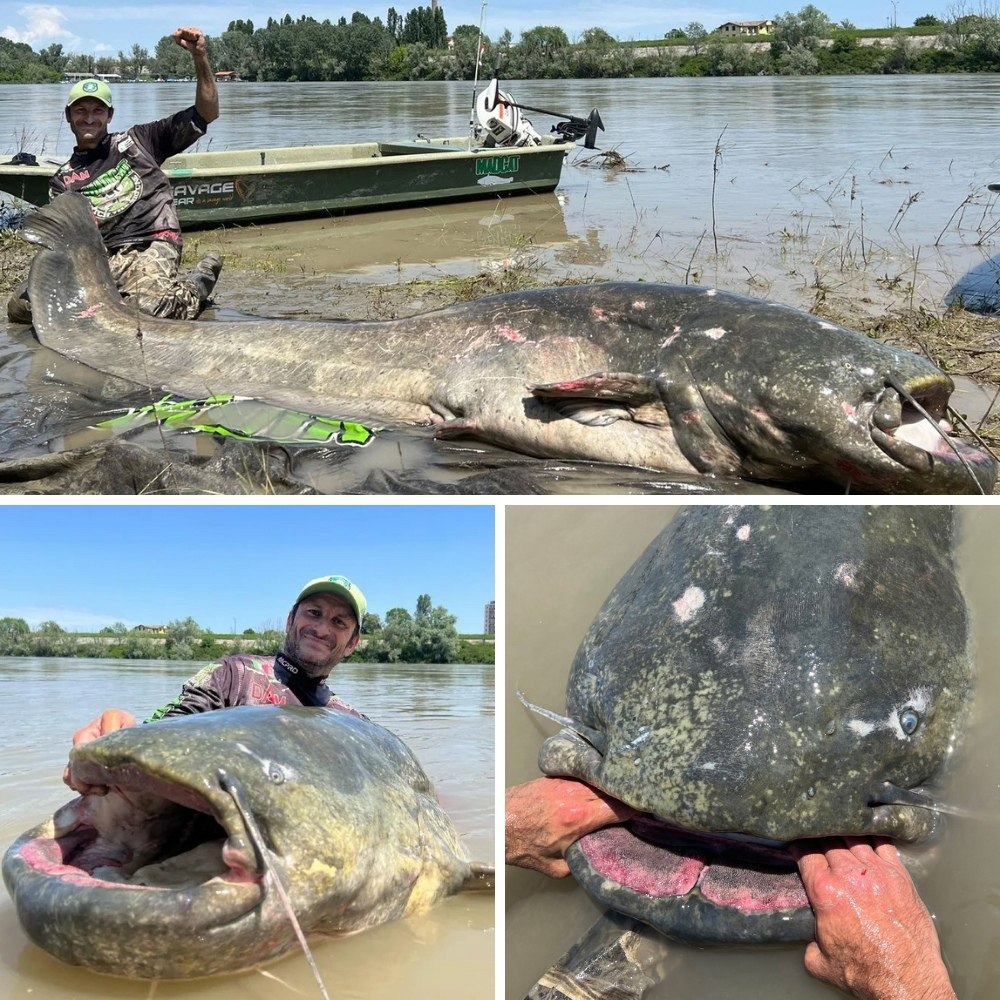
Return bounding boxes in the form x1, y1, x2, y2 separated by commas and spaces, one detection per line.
22, 758, 264, 908
869, 375, 995, 488
567, 796, 939, 945
569, 817, 811, 943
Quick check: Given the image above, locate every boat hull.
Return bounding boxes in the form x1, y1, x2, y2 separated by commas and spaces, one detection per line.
0, 137, 571, 227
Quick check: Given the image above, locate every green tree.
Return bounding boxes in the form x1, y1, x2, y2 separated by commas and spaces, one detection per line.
510, 25, 570, 78
380, 607, 414, 662
0, 616, 31, 654
33, 620, 73, 657
771, 4, 833, 58
164, 616, 203, 660
914, 14, 943, 25
683, 22, 709, 55
361, 612, 383, 634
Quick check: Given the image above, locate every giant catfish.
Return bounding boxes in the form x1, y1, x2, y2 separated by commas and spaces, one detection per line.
19, 192, 998, 494
3, 706, 492, 978
533, 505, 973, 943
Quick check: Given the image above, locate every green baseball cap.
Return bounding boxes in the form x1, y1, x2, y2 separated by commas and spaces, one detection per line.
296, 575, 367, 626
66, 79, 113, 108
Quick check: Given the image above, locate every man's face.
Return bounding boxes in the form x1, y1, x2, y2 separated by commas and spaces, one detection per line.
66, 98, 113, 149
283, 593, 360, 678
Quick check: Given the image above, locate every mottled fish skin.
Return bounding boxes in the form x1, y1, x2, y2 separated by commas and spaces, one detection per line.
3, 706, 482, 979
20, 192, 997, 494
540, 506, 973, 942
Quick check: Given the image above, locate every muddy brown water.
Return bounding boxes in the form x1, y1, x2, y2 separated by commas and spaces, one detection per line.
0, 659, 493, 1000
4, 77, 1000, 492
505, 505, 1000, 1000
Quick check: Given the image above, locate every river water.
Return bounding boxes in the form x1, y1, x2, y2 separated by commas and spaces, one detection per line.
0, 658, 494, 1000
3, 76, 1000, 492
506, 505, 1000, 1000
5, 75, 1000, 305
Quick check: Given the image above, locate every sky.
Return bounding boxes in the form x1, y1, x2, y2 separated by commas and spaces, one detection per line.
0, 504, 495, 634
1, 1, 943, 57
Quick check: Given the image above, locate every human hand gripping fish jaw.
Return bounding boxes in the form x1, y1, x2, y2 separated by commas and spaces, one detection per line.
507, 506, 968, 1000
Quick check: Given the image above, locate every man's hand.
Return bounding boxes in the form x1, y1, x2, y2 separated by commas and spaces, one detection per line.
793, 838, 957, 1000
506, 776, 639, 878
62, 709, 137, 796
172, 27, 208, 55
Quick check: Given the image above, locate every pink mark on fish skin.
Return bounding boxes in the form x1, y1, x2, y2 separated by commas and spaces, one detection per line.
75, 304, 101, 318
736, 525, 751, 542
496, 324, 526, 343
673, 585, 705, 621
703, 327, 726, 340
632, 299, 647, 309
834, 563, 859, 589
661, 333, 680, 347
842, 402, 857, 417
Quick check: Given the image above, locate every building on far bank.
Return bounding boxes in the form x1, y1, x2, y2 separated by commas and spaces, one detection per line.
133, 624, 167, 633
716, 20, 775, 35
483, 600, 495, 635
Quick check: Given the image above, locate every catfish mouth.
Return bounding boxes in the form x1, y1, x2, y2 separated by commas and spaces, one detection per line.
567, 797, 936, 945
569, 817, 812, 943
23, 759, 263, 904
869, 375, 996, 489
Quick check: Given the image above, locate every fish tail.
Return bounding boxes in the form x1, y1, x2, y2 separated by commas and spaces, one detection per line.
24, 192, 129, 340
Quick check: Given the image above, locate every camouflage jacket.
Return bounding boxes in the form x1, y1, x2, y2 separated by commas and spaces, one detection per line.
146, 653, 362, 722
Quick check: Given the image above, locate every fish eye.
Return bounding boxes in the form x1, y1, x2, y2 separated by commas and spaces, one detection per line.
899, 709, 920, 736
268, 764, 286, 784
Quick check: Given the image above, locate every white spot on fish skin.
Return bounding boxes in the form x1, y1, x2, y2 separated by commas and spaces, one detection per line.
860, 367, 875, 376
702, 327, 726, 340
848, 720, 876, 737
632, 299, 647, 309
821, 387, 833, 396
673, 585, 705, 622
736, 524, 751, 542
834, 562, 859, 588
819, 321, 837, 330
661, 333, 680, 348
699, 762, 718, 771
706, 288, 718, 296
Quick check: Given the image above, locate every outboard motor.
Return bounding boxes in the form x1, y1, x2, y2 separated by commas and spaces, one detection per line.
475, 80, 543, 147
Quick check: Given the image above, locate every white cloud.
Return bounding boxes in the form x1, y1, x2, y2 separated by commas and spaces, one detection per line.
1, 5, 79, 47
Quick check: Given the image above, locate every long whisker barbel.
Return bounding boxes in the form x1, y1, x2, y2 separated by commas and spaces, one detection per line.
217, 769, 331, 1000
885, 373, 986, 495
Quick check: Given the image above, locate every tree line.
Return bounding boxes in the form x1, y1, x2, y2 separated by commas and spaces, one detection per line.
4, 5, 1000, 83
0, 593, 493, 665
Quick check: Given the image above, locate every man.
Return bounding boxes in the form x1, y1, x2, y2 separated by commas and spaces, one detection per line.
506, 776, 958, 1000
7, 26, 222, 324
64, 575, 367, 796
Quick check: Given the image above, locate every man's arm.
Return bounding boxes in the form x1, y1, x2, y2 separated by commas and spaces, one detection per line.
793, 838, 957, 1000
172, 26, 219, 124
506, 776, 639, 878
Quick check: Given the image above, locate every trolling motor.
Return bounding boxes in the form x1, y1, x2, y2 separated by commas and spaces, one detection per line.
475, 77, 605, 150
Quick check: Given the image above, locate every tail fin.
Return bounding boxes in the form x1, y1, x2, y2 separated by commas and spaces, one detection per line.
23, 192, 128, 346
